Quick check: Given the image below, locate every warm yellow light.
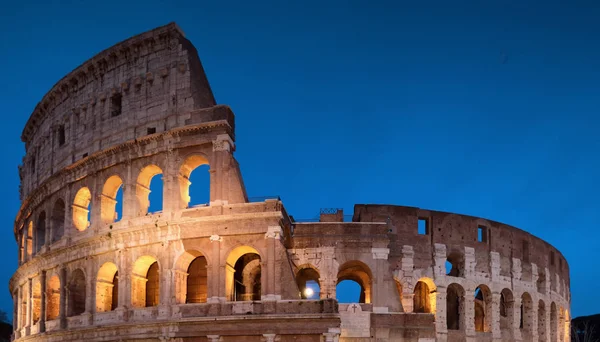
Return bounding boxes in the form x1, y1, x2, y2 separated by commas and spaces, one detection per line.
304, 287, 314, 298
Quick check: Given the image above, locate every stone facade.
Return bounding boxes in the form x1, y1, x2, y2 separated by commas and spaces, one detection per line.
10, 23, 570, 342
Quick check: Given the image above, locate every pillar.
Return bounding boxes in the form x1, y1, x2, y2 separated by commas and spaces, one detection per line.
490, 292, 501, 340
464, 289, 475, 339
263, 226, 282, 301
39, 271, 46, 333
59, 267, 67, 329
435, 286, 448, 339
26, 278, 32, 330
371, 247, 391, 312
208, 234, 224, 302
512, 296, 522, 341
210, 134, 235, 205
263, 334, 277, 342
323, 328, 341, 342
399, 245, 415, 313
207, 335, 220, 342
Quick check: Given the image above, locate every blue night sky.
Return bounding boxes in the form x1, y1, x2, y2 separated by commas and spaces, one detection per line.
0, 1, 599, 318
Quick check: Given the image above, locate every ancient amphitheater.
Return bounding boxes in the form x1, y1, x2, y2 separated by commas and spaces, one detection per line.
10, 23, 570, 342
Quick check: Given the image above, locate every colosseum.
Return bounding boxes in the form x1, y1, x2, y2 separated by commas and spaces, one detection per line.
10, 23, 570, 342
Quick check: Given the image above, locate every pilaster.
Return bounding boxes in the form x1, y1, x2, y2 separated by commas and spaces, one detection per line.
39, 271, 46, 333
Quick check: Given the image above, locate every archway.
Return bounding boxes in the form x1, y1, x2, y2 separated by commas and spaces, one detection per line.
174, 250, 208, 304
413, 279, 435, 313
101, 175, 123, 223
336, 261, 372, 304
46, 275, 60, 321
32, 280, 41, 324
96, 262, 119, 312
446, 251, 463, 277
137, 165, 163, 215
520, 292, 534, 338
179, 155, 210, 208
68, 269, 86, 316
51, 199, 65, 242
73, 187, 92, 231
225, 246, 261, 301
131, 256, 160, 307
296, 266, 320, 299
447, 283, 465, 331
550, 302, 558, 342
499, 288, 514, 338
35, 211, 46, 252
474, 285, 492, 332
26, 222, 33, 258
538, 300, 547, 341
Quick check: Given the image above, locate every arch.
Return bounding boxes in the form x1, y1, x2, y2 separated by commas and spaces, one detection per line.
413, 280, 434, 313
51, 199, 65, 242
73, 187, 92, 231
19, 230, 25, 263
550, 302, 558, 342
96, 262, 119, 312
499, 288, 514, 337
136, 164, 163, 215
178, 154, 210, 208
446, 250, 464, 277
26, 222, 33, 258
225, 246, 261, 301
296, 265, 320, 299
337, 260, 372, 304
101, 175, 123, 223
46, 275, 60, 320
447, 283, 465, 331
68, 269, 86, 316
520, 292, 534, 338
131, 255, 160, 307
538, 300, 547, 341
32, 279, 41, 324
35, 211, 46, 252
474, 285, 492, 332
173, 250, 208, 304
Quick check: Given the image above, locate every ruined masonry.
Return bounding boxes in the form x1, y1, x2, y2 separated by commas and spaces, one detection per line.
11, 23, 570, 342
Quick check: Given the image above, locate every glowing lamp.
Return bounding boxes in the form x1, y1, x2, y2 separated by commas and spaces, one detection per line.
304, 287, 314, 298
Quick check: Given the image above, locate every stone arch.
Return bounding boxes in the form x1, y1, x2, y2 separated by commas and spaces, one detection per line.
26, 221, 33, 258
520, 292, 534, 338
51, 198, 65, 242
225, 245, 261, 301
173, 250, 209, 304
337, 260, 372, 304
19, 229, 25, 263
131, 255, 160, 307
96, 262, 119, 312
447, 283, 465, 331
538, 299, 547, 341
500, 288, 514, 337
67, 268, 86, 316
101, 175, 124, 223
296, 265, 320, 299
550, 302, 558, 342
72, 187, 92, 231
474, 284, 492, 332
46, 275, 60, 321
413, 277, 436, 313
178, 153, 210, 208
136, 164, 163, 215
35, 211, 46, 252
446, 249, 464, 277
32, 279, 41, 324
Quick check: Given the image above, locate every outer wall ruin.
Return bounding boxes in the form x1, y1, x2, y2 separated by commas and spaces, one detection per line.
10, 23, 570, 342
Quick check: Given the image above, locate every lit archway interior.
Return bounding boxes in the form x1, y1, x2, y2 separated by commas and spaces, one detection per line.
296, 267, 320, 299
179, 154, 210, 208
131, 255, 159, 307
46, 275, 60, 321
336, 260, 372, 304
73, 187, 92, 231
101, 175, 123, 223
225, 246, 261, 301
96, 262, 119, 312
474, 285, 492, 332
136, 165, 163, 215
174, 250, 208, 304
413, 279, 436, 313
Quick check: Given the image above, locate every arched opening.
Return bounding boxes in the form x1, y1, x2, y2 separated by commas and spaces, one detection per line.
538, 300, 547, 341
32, 280, 41, 325
26, 222, 33, 258
19, 231, 25, 263
96, 262, 119, 312
131, 256, 160, 307
413, 279, 435, 313
51, 199, 65, 242
35, 211, 46, 252
174, 250, 209, 304
550, 302, 558, 342
336, 261, 372, 304
446, 283, 465, 331
68, 269, 86, 316
296, 267, 320, 299
101, 175, 123, 223
446, 251, 463, 277
520, 292, 534, 338
225, 246, 261, 301
474, 285, 492, 333
137, 165, 163, 215
179, 155, 210, 208
46, 275, 60, 321
73, 187, 92, 231
564, 309, 571, 341
499, 288, 514, 338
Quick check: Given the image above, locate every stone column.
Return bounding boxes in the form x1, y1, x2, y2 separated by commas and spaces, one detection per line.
26, 278, 32, 331
435, 286, 448, 340
464, 289, 475, 340
210, 134, 235, 205
490, 292, 501, 340
371, 247, 391, 312
323, 328, 341, 342
12, 290, 18, 333
545, 304, 552, 342
39, 271, 46, 333
59, 267, 67, 329
531, 298, 539, 342
263, 334, 277, 342
15, 287, 21, 332
207, 335, 220, 342
399, 245, 415, 313
512, 296, 522, 341
208, 235, 224, 302
464, 247, 476, 279
262, 226, 282, 301
433, 244, 447, 278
